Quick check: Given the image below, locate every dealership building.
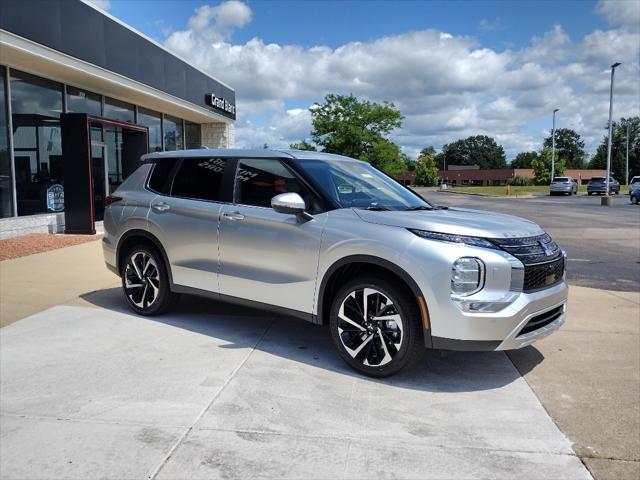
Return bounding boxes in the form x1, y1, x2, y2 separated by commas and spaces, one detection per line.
0, 0, 235, 233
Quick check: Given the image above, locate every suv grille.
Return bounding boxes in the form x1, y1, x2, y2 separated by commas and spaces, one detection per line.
518, 305, 564, 336
490, 234, 564, 292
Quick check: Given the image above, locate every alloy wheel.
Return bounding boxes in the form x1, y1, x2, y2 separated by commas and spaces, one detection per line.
337, 288, 404, 367
124, 251, 160, 309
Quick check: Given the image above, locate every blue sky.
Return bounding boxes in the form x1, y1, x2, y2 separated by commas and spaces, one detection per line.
96, 0, 640, 160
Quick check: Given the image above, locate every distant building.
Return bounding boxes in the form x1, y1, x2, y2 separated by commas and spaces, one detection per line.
395, 167, 606, 186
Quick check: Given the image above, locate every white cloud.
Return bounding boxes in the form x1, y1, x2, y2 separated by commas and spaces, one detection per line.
86, 0, 111, 10
596, 0, 640, 29
163, 1, 640, 159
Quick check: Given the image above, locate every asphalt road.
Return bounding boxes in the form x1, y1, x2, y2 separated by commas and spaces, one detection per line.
416, 190, 640, 292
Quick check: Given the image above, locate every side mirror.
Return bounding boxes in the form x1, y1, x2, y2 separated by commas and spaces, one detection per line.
271, 192, 314, 221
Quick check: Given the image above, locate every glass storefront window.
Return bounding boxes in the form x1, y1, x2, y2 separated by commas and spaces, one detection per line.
137, 107, 162, 152
66, 86, 102, 116
10, 70, 64, 216
184, 121, 201, 149
0, 67, 14, 218
104, 97, 134, 123
163, 115, 183, 151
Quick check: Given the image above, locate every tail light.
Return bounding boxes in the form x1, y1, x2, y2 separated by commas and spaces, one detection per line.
104, 195, 122, 207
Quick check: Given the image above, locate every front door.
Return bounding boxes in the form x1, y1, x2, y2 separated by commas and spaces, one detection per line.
218, 158, 325, 314
90, 138, 108, 221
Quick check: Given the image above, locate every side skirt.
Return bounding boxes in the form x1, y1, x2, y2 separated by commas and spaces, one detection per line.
171, 284, 316, 324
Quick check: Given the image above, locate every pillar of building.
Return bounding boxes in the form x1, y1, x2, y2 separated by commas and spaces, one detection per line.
201, 122, 235, 148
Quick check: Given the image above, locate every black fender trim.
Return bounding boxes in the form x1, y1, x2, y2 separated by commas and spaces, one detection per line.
116, 229, 174, 286
172, 284, 314, 323
317, 254, 433, 348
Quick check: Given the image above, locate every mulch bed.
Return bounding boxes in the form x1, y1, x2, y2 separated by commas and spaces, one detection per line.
0, 233, 103, 261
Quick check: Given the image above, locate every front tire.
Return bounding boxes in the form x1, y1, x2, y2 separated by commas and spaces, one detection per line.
329, 275, 424, 377
632, 195, 638, 205
121, 245, 177, 316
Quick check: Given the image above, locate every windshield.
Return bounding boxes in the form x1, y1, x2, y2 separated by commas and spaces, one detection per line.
590, 177, 605, 182
553, 177, 570, 182
298, 159, 432, 210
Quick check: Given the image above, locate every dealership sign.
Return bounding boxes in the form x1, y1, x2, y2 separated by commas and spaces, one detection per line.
206, 94, 236, 116
47, 184, 64, 212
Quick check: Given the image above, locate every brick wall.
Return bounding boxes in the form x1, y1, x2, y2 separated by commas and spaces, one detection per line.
201, 122, 235, 148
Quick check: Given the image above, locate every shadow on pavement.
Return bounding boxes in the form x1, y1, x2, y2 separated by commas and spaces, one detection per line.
80, 287, 545, 393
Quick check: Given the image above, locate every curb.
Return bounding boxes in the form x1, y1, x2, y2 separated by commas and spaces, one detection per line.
436, 190, 536, 199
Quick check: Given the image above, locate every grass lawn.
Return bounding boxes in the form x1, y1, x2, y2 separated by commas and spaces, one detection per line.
445, 185, 590, 196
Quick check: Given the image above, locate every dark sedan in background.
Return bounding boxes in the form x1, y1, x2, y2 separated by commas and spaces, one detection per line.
587, 176, 620, 195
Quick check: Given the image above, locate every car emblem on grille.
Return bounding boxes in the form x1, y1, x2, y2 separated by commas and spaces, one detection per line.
538, 239, 555, 256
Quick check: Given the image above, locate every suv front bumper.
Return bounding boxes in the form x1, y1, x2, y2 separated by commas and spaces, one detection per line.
429, 281, 568, 351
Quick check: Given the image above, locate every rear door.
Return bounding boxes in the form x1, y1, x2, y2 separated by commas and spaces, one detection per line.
147, 157, 229, 292
218, 158, 326, 314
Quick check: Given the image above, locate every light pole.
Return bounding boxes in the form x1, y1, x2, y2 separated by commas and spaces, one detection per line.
605, 62, 621, 199
551, 108, 559, 183
625, 120, 629, 187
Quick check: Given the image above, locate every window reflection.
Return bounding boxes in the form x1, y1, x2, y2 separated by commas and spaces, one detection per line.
104, 97, 134, 123
137, 107, 162, 152
10, 70, 63, 216
163, 115, 183, 151
66, 86, 101, 116
0, 67, 13, 218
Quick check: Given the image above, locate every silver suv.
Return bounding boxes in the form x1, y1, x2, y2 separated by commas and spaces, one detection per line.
103, 149, 568, 376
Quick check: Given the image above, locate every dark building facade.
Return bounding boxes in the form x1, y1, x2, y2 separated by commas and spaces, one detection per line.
0, 0, 236, 221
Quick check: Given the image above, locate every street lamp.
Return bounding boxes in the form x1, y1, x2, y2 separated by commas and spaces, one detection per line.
551, 108, 559, 183
605, 62, 621, 199
625, 120, 629, 187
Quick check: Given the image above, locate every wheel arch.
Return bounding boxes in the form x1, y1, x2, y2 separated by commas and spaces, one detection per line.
316, 255, 432, 347
116, 229, 174, 287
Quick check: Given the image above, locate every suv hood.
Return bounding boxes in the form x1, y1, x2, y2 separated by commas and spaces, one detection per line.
353, 207, 544, 239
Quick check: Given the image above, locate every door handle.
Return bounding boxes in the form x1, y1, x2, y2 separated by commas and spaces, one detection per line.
151, 202, 170, 212
222, 211, 245, 221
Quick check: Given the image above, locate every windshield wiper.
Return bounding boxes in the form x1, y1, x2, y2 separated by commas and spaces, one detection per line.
364, 205, 393, 211
403, 205, 433, 211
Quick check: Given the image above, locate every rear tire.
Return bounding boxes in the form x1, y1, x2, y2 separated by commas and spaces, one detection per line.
329, 275, 424, 377
632, 195, 638, 205
121, 245, 177, 316
588, 192, 592, 196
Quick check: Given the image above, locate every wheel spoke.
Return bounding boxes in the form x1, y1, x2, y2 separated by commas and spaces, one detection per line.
344, 333, 374, 358
131, 254, 143, 280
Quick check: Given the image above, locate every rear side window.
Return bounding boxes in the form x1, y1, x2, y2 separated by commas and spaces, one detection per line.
235, 159, 305, 207
148, 159, 176, 195
172, 157, 228, 201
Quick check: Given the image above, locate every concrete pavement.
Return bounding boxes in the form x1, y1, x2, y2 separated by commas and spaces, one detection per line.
1, 299, 589, 479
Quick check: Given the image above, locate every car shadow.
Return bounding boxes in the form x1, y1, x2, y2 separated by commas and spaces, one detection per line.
79, 287, 546, 393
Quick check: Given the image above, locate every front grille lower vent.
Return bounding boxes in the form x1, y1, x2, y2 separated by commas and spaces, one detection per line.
518, 305, 564, 336
490, 234, 565, 292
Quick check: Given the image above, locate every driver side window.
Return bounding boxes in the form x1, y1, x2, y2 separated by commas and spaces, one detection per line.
234, 159, 309, 208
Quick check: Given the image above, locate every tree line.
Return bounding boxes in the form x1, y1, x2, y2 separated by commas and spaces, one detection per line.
289, 94, 640, 186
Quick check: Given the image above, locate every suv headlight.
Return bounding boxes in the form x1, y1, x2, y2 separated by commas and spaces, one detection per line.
451, 257, 485, 296
409, 229, 500, 250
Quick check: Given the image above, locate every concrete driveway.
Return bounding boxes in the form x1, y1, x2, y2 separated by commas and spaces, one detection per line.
0, 288, 590, 479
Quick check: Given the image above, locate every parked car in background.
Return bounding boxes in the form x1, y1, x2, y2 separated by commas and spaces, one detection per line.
629, 176, 640, 188
630, 186, 640, 205
102, 149, 568, 377
550, 177, 577, 196
587, 176, 620, 195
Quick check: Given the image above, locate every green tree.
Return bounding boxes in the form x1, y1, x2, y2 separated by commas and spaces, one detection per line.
414, 148, 440, 186
589, 117, 640, 182
532, 147, 566, 185
440, 135, 507, 170
511, 151, 538, 168
310, 93, 404, 174
289, 140, 317, 151
543, 128, 586, 168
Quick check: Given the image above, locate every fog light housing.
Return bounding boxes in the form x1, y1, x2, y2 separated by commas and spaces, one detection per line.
451, 257, 484, 296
